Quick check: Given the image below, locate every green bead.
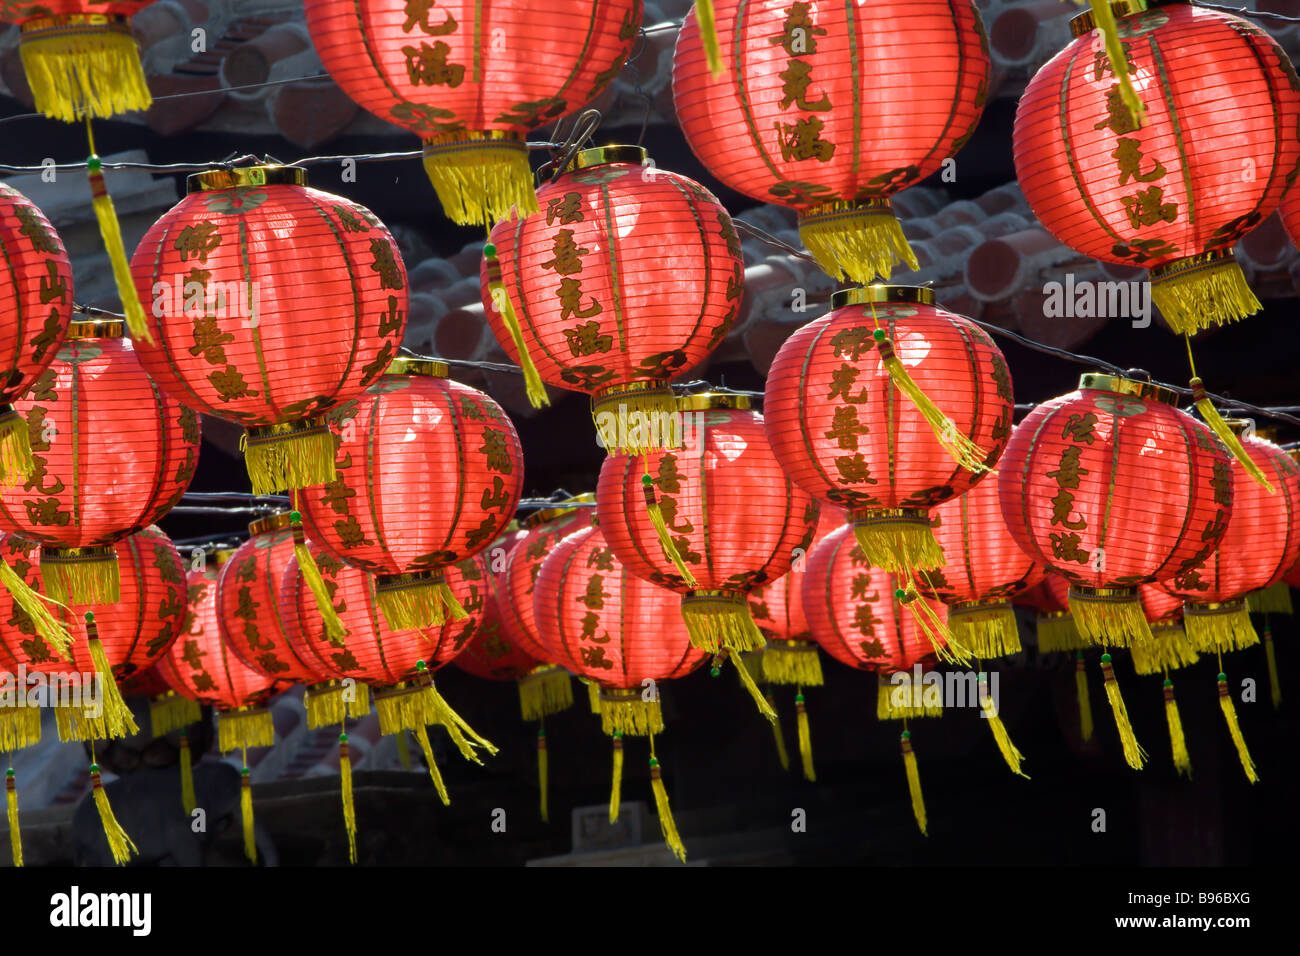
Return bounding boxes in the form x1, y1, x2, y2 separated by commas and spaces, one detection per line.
537, 728, 545, 738
340, 733, 348, 743
872, 328, 886, 342
1163, 679, 1173, 688
482, 242, 496, 257
641, 474, 653, 486
84, 611, 94, 623
1100, 653, 1112, 664
416, 660, 427, 671
710, 667, 721, 678
648, 757, 659, 769
893, 588, 907, 600
241, 767, 250, 776
1218, 672, 1227, 682
289, 510, 302, 523
795, 693, 805, 703
613, 732, 622, 740
86, 156, 102, 172
89, 764, 99, 773
5, 768, 13, 778
900, 730, 911, 741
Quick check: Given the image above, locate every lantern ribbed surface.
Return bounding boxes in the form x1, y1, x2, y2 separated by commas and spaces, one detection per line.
1014, 1, 1300, 332
454, 531, 541, 681
501, 505, 595, 662
747, 505, 844, 641
672, 0, 989, 280
1140, 582, 1183, 624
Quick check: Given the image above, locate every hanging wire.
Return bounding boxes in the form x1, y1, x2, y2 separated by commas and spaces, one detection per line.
1194, 2, 1300, 23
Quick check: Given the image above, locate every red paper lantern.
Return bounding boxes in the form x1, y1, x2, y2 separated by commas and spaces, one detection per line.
304, 0, 641, 226
673, 0, 990, 281
597, 394, 820, 658
921, 466, 1044, 658
455, 530, 540, 682
1160, 428, 1300, 651
764, 285, 1013, 576
129, 165, 407, 495
481, 145, 745, 425
0, 319, 199, 607
1014, 0, 1300, 333
0, 183, 73, 487
299, 358, 523, 630
533, 522, 706, 735
998, 373, 1231, 648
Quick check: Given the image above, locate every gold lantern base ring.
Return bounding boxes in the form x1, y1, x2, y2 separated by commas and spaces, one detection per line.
19, 15, 152, 123
374, 569, 468, 630
242, 417, 337, 495
797, 197, 918, 282
597, 686, 664, 737
422, 131, 538, 228
680, 589, 767, 654
1067, 585, 1152, 648
1148, 250, 1261, 335
40, 545, 120, 606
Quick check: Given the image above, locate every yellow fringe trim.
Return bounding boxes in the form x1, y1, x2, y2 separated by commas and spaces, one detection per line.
242, 422, 337, 496
900, 732, 927, 836
91, 769, 137, 865
412, 725, 450, 805
1037, 612, 1085, 652
798, 204, 918, 282
20, 27, 152, 122
1184, 601, 1258, 654
1100, 656, 1146, 770
642, 478, 698, 588
87, 636, 138, 740
217, 708, 274, 754
979, 679, 1029, 778
537, 729, 548, 824
304, 681, 371, 730
598, 690, 663, 737
852, 516, 945, 574
240, 770, 256, 864
796, 693, 815, 782
1163, 681, 1192, 779
695, 0, 723, 79
1264, 626, 1282, 710
422, 133, 538, 229
767, 694, 790, 770
0, 410, 34, 488
149, 691, 200, 737
179, 732, 196, 815
950, 604, 1022, 659
6, 771, 21, 867
1087, 0, 1146, 129
1218, 674, 1258, 783
586, 678, 601, 714
89, 164, 151, 343
339, 736, 357, 864
0, 706, 41, 752
39, 548, 119, 611
878, 337, 990, 474
518, 665, 574, 721
1192, 387, 1273, 494
483, 242, 548, 407
877, 674, 943, 720
1151, 257, 1259, 335
681, 591, 766, 653
1130, 623, 1198, 676
1247, 581, 1292, 615
376, 576, 467, 631
1076, 654, 1093, 743
293, 531, 347, 647
759, 640, 824, 686
592, 386, 681, 455
1068, 588, 1151, 648
649, 757, 686, 862
609, 734, 623, 823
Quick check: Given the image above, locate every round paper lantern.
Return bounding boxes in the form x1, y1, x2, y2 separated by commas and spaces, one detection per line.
764, 285, 1013, 576
6, 1, 158, 122
921, 465, 1043, 659
1160, 426, 1300, 651
999, 373, 1232, 648
129, 165, 407, 495
299, 357, 523, 630
1014, 0, 1300, 333
0, 318, 199, 608
598, 394, 819, 661
673, 0, 990, 282
481, 144, 745, 425
454, 530, 538, 682
304, 0, 641, 226
0, 183, 73, 487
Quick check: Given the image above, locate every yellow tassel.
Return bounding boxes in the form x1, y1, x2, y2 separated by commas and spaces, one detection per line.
597, 687, 663, 737
396, 730, 412, 770
291, 519, 348, 647
149, 691, 200, 737
179, 730, 196, 816
759, 639, 824, 686
1076, 653, 1094, 743
949, 604, 1021, 659
1130, 623, 1198, 676
1151, 255, 1260, 334
424, 677, 498, 761
1217, 673, 1259, 784
1246, 582, 1292, 615
795, 693, 815, 782
649, 752, 686, 862
766, 693, 790, 771
727, 648, 777, 723
0, 554, 73, 661
19, 23, 152, 122
1037, 612, 1085, 652
1068, 587, 1152, 648
0, 407, 34, 488
641, 474, 698, 587
6, 769, 21, 868
86, 624, 138, 740
339, 735, 357, 864
1190, 380, 1272, 493
900, 731, 927, 836
239, 767, 256, 864
876, 333, 989, 474
1087, 0, 1145, 128
90, 766, 137, 865
375, 574, 467, 631
482, 241, 548, 408
242, 419, 337, 495
1162, 680, 1192, 779
40, 546, 119, 607
412, 725, 450, 805
694, 0, 723, 79
852, 514, 945, 574
798, 201, 918, 282
1100, 654, 1146, 770
0, 705, 40, 752
217, 708, 274, 754
979, 676, 1029, 778
422, 132, 538, 229
1263, 624, 1282, 710
585, 678, 601, 714
896, 584, 970, 666
877, 673, 944, 720
537, 728, 549, 824
680, 591, 766, 653
304, 681, 372, 729
1183, 600, 1259, 654
518, 665, 574, 721
609, 734, 623, 823
88, 158, 151, 343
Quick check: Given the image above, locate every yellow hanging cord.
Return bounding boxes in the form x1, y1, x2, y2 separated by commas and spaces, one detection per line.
339, 716, 357, 864
1185, 335, 1273, 492
85, 117, 151, 343
648, 733, 686, 862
